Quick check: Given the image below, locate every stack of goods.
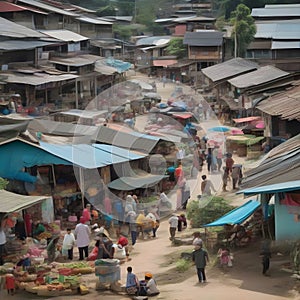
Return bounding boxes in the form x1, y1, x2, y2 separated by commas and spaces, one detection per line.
56, 261, 94, 275
95, 259, 120, 284
19, 268, 87, 296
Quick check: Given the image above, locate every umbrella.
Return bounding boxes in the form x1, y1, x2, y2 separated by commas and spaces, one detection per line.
208, 126, 230, 132
128, 79, 153, 91
171, 101, 187, 110
156, 103, 168, 109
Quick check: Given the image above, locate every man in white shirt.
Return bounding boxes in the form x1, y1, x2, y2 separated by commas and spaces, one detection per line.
74, 216, 91, 260
145, 273, 160, 296
168, 214, 179, 241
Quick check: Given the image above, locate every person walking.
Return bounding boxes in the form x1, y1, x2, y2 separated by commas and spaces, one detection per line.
168, 214, 178, 241
75, 216, 91, 260
201, 175, 216, 196
192, 244, 209, 283
232, 164, 243, 190
222, 169, 229, 192
260, 239, 272, 276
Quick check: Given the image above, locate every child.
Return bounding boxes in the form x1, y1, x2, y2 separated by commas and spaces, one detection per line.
62, 229, 75, 260
5, 273, 15, 295
217, 246, 231, 268
126, 266, 139, 295
47, 235, 60, 263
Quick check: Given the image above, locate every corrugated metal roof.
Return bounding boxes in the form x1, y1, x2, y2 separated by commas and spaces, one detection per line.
93, 144, 146, 161
17, 0, 79, 16
136, 36, 171, 46
0, 16, 45, 38
0, 1, 48, 14
56, 109, 108, 119
255, 22, 300, 39
257, 84, 300, 121
39, 30, 89, 42
240, 180, 300, 195
179, 16, 216, 22
76, 16, 112, 25
265, 4, 300, 8
252, 7, 300, 17
2, 72, 78, 86
96, 126, 160, 153
39, 142, 143, 169
107, 173, 167, 190
202, 58, 258, 83
28, 119, 99, 137
228, 66, 289, 89
50, 54, 101, 67
0, 40, 55, 50
272, 41, 300, 49
0, 190, 48, 213
183, 31, 223, 46
241, 134, 300, 189
94, 59, 118, 75
155, 18, 176, 23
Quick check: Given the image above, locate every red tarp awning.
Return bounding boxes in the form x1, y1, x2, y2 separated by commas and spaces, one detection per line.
172, 113, 193, 119
153, 60, 177, 67
233, 116, 261, 123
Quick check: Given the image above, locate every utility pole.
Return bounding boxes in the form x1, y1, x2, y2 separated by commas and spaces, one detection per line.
134, 0, 137, 23
234, 15, 238, 58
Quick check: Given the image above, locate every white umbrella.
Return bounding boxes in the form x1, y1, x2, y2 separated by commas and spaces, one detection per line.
128, 79, 154, 91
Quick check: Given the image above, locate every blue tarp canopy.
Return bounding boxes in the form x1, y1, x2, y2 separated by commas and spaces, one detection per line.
0, 140, 72, 182
0, 139, 147, 183
203, 200, 260, 227
40, 142, 145, 169
238, 180, 300, 196
105, 57, 132, 73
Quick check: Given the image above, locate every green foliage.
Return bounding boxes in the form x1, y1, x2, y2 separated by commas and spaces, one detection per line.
165, 38, 187, 59
96, 5, 116, 17
186, 196, 234, 228
176, 258, 192, 272
230, 4, 256, 57
0, 178, 8, 190
113, 23, 146, 41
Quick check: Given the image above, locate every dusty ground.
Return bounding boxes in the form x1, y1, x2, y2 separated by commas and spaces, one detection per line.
1, 74, 299, 300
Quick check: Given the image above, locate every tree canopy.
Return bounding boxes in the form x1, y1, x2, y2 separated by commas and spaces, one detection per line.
165, 38, 187, 59
231, 4, 256, 58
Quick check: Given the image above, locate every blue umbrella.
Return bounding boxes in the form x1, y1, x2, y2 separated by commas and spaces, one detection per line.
208, 126, 230, 132
171, 101, 187, 110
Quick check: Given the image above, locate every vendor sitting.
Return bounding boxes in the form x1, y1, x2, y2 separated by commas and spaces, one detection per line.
32, 221, 45, 238
144, 272, 160, 296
